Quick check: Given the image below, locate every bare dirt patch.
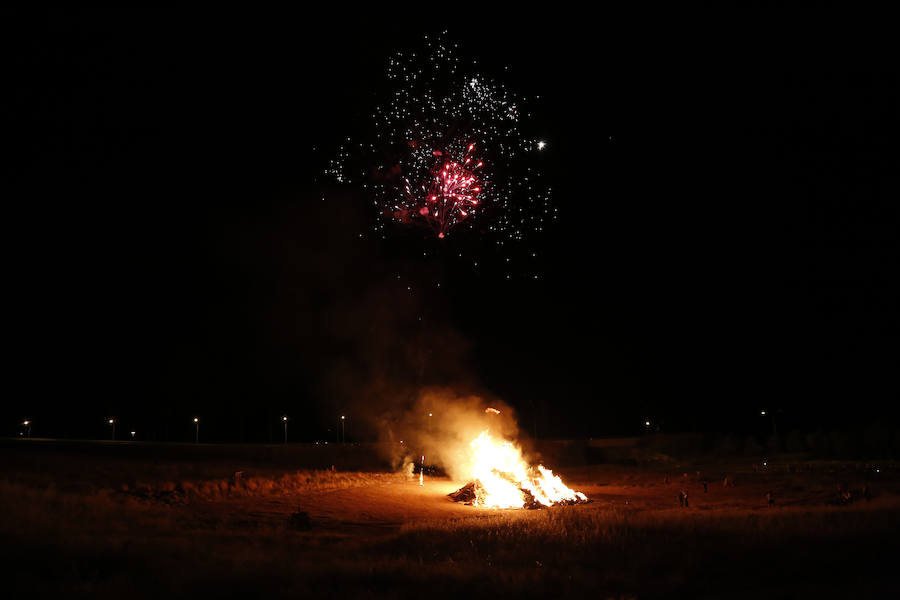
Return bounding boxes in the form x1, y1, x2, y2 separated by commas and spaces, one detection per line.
1, 446, 898, 598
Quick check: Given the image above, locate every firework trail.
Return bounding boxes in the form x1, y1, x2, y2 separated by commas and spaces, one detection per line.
327, 35, 554, 246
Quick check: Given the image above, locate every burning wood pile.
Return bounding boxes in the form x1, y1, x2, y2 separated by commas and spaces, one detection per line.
448, 431, 590, 509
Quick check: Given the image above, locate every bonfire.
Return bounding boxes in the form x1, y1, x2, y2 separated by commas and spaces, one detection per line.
449, 430, 589, 509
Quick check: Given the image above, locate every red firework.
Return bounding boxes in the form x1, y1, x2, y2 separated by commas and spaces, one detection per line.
403, 143, 483, 239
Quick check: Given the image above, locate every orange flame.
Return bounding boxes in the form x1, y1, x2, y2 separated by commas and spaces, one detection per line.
468, 431, 587, 509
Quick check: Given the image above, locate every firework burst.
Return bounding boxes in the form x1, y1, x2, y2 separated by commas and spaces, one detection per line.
327, 35, 554, 249
402, 142, 483, 238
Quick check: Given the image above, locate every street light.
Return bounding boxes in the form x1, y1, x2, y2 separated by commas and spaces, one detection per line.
23, 420, 31, 438
340, 415, 345, 443
282, 415, 288, 444
108, 418, 116, 441
130, 431, 136, 439
193, 417, 199, 443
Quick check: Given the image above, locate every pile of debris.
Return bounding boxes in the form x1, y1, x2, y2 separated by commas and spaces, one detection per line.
447, 482, 478, 504
448, 481, 591, 509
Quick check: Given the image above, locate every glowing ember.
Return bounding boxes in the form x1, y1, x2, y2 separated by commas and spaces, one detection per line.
465, 431, 587, 509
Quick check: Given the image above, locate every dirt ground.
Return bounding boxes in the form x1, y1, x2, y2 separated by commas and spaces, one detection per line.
182, 462, 898, 534
1, 443, 898, 598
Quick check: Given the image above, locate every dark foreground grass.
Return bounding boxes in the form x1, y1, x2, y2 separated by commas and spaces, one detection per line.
391, 507, 900, 598
2, 476, 899, 599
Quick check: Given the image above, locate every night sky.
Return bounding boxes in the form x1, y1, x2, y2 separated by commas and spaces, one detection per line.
10, 10, 898, 442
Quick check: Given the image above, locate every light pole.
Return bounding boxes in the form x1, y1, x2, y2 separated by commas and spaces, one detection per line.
130, 431, 136, 440
341, 415, 345, 443
23, 420, 31, 438
282, 415, 288, 444
193, 417, 199, 443
108, 418, 116, 440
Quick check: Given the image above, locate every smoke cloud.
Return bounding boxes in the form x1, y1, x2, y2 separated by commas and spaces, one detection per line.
374, 386, 521, 481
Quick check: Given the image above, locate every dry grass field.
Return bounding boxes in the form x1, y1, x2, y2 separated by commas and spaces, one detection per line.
1, 442, 898, 598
